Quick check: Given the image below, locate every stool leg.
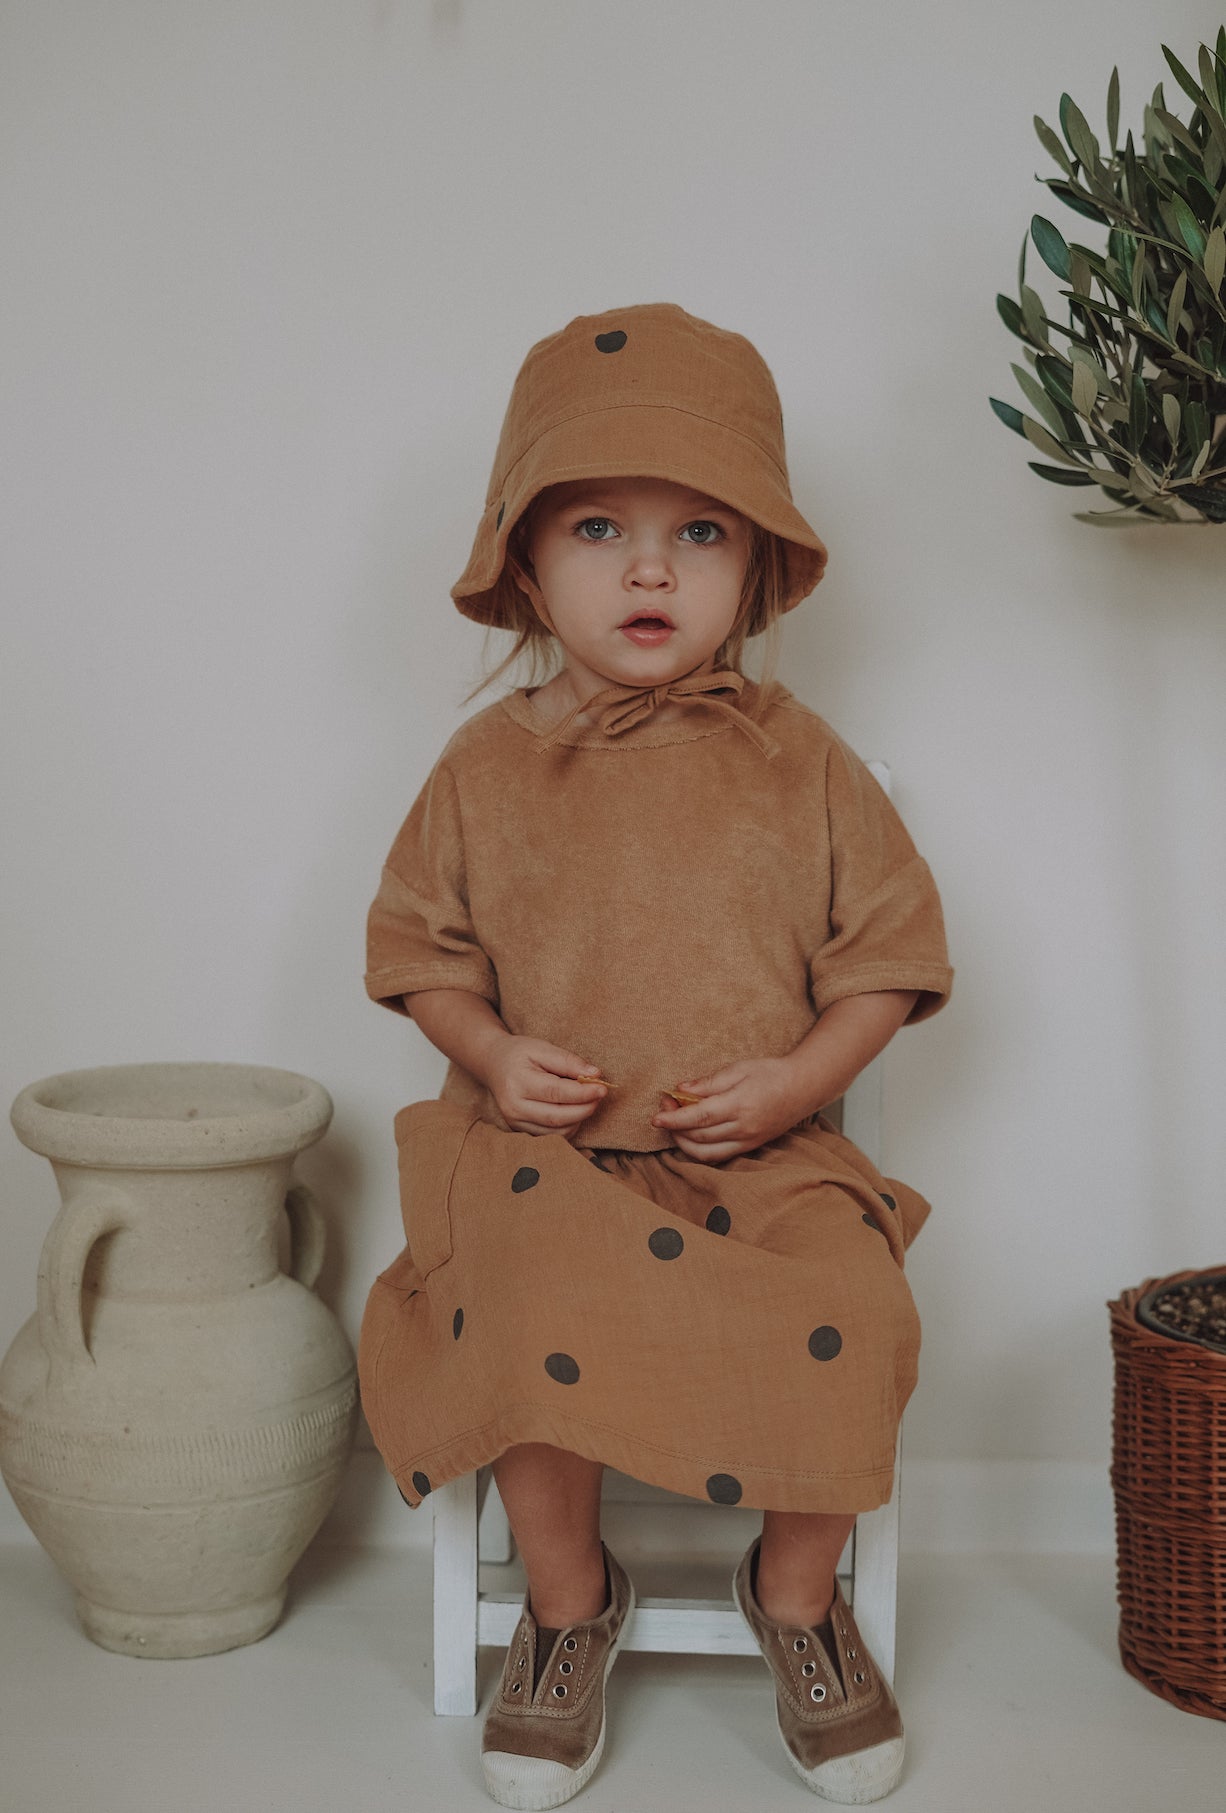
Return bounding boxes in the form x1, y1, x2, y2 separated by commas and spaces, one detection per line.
433, 1472, 479, 1715
849, 1425, 902, 1686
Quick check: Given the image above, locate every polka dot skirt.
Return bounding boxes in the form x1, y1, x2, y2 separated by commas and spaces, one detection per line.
358, 1101, 928, 1514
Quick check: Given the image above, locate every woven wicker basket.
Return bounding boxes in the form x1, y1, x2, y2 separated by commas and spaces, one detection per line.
1109, 1270, 1226, 1720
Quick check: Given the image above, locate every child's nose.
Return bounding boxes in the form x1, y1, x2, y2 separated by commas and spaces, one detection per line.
623, 542, 675, 585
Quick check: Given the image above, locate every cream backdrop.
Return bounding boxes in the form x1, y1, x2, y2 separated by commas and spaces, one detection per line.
3, 0, 1225, 1552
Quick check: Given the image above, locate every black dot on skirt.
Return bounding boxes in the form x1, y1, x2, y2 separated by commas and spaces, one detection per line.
452, 1306, 464, 1339
511, 1167, 540, 1192
705, 1204, 731, 1235
648, 1226, 684, 1260
706, 1472, 743, 1505
594, 329, 627, 352
544, 1352, 580, 1385
880, 1192, 897, 1211
808, 1326, 843, 1362
412, 1470, 432, 1496
862, 1213, 886, 1235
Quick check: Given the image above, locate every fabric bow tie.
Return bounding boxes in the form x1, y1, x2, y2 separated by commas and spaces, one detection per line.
535, 667, 780, 758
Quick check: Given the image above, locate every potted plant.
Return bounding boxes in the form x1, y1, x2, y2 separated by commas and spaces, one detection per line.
991, 31, 1226, 525
1108, 1269, 1226, 1720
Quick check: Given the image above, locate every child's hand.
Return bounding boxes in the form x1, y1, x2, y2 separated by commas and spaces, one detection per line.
651, 1057, 808, 1160
485, 1036, 611, 1139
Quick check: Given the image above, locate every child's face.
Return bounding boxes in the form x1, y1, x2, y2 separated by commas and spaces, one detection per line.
512, 476, 751, 694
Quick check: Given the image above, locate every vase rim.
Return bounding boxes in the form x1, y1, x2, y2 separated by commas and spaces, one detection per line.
10, 1062, 333, 1169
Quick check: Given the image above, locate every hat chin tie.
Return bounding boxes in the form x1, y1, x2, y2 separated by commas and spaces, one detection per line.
535, 665, 780, 758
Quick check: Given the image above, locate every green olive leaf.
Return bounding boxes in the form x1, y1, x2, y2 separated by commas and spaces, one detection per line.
1161, 44, 1206, 107
1166, 268, 1188, 342
1204, 224, 1225, 296
1172, 194, 1207, 259
996, 293, 1025, 337
1153, 106, 1202, 159
1191, 437, 1212, 478
1161, 391, 1182, 449
990, 397, 1026, 435
1071, 360, 1099, 416
1059, 92, 1100, 172
1070, 250, 1094, 300
1022, 415, 1081, 466
1020, 283, 1050, 347
1107, 66, 1120, 151
1031, 214, 1071, 279
1034, 114, 1074, 176
1027, 462, 1098, 486
1012, 363, 1067, 436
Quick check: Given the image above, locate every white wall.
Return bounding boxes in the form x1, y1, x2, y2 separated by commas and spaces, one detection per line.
3, 0, 1225, 1549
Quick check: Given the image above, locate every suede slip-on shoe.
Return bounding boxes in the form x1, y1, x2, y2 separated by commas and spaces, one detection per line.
733, 1537, 905, 1803
481, 1543, 636, 1810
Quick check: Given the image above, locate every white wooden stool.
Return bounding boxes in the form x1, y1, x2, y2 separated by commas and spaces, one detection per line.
429, 767, 905, 1715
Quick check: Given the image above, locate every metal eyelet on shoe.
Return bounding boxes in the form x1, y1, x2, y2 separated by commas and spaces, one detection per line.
552, 1684, 567, 1698
516, 1656, 526, 1669
801, 1661, 816, 1677
563, 1636, 578, 1651
510, 1681, 522, 1693
810, 1683, 827, 1702
793, 1637, 807, 1652
560, 1660, 573, 1675
854, 1670, 866, 1685
847, 1646, 857, 1659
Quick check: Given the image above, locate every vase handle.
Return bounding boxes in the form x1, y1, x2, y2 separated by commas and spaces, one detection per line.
36, 1185, 133, 1384
284, 1183, 326, 1291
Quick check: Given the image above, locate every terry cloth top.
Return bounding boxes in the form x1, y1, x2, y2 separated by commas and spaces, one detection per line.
364, 678, 953, 1152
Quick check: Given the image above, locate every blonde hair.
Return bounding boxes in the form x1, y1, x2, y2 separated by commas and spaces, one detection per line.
459, 497, 790, 721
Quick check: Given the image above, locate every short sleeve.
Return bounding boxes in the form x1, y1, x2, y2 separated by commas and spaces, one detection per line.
364, 758, 500, 1019
808, 736, 953, 1025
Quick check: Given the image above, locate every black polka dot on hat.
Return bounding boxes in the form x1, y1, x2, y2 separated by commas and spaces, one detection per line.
594, 329, 627, 353
706, 1472, 743, 1505
544, 1352, 580, 1385
808, 1326, 843, 1362
412, 1470, 432, 1496
648, 1227, 684, 1260
496, 501, 505, 529
511, 1167, 540, 1192
862, 1213, 886, 1236
705, 1204, 731, 1236
880, 1192, 897, 1212
452, 1306, 464, 1339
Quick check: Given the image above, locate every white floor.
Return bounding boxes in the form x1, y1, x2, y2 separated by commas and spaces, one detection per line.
3, 1538, 1222, 1813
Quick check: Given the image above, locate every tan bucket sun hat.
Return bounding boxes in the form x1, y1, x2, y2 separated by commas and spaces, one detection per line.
451, 302, 828, 627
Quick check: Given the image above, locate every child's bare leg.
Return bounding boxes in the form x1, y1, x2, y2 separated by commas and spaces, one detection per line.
491, 1442, 607, 1626
755, 1508, 858, 1626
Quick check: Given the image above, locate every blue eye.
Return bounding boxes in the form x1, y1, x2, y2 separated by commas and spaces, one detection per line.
681, 520, 723, 544
576, 517, 616, 541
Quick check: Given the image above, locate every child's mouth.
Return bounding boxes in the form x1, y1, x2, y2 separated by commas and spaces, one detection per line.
620, 615, 675, 645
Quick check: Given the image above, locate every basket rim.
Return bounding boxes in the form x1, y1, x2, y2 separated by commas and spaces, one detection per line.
1110, 1267, 1226, 1359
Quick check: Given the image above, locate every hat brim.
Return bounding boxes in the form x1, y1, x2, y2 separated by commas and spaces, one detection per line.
451, 403, 827, 625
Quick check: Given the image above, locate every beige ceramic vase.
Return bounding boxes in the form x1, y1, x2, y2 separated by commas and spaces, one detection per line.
0, 1062, 358, 1658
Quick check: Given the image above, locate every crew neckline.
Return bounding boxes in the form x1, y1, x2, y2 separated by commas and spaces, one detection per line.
499, 677, 776, 751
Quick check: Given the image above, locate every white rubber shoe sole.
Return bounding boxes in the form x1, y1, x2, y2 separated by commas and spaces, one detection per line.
481, 1579, 636, 1810
781, 1729, 905, 1804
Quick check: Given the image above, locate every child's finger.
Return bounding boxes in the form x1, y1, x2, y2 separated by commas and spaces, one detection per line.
537, 1045, 611, 1084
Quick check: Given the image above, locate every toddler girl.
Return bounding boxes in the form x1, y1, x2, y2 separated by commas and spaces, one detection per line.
361, 302, 952, 1808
